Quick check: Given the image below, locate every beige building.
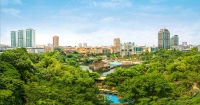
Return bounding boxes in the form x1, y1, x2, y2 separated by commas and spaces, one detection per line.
110, 38, 121, 53
60, 46, 76, 53
114, 38, 120, 46
53, 36, 59, 47
110, 45, 120, 53
44, 46, 53, 52
36, 44, 45, 48
76, 46, 110, 54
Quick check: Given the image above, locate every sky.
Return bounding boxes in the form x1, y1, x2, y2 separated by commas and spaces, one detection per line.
1, 0, 200, 46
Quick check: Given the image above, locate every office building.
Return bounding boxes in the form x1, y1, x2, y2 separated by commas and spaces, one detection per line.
158, 28, 170, 49
53, 36, 59, 47
170, 35, 179, 46
26, 28, 35, 47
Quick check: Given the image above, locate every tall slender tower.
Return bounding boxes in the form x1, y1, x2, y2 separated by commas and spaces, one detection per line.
114, 38, 120, 46
53, 36, 59, 47
11, 31, 18, 47
26, 28, 35, 48
158, 28, 170, 49
17, 30, 26, 47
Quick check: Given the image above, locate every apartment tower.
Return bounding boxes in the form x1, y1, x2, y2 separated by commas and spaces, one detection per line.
17, 30, 26, 47
53, 36, 59, 47
26, 28, 35, 48
11, 31, 18, 47
11, 28, 35, 48
158, 28, 170, 49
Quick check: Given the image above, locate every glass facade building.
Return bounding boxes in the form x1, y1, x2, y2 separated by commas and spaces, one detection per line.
26, 29, 35, 47
11, 31, 18, 47
158, 29, 170, 49
11, 28, 35, 48
18, 30, 25, 47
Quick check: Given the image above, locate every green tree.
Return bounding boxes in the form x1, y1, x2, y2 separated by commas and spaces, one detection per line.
0, 61, 25, 105
117, 73, 172, 104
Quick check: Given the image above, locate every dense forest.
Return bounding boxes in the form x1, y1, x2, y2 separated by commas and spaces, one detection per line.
1, 47, 200, 105
0, 48, 106, 105
103, 47, 200, 104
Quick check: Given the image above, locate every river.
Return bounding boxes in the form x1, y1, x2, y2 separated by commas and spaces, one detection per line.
80, 65, 115, 76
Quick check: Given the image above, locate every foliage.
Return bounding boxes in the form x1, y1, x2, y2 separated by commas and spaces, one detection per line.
104, 48, 200, 104
0, 48, 104, 105
0, 61, 25, 105
2, 47, 200, 104
117, 73, 172, 104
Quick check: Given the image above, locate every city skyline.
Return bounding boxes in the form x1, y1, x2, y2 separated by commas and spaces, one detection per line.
1, 0, 200, 46
10, 28, 35, 48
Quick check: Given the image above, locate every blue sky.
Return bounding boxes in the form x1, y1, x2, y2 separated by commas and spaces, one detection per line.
1, 0, 200, 46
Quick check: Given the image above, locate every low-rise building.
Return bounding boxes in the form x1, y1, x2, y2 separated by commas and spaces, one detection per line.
120, 42, 158, 57
27, 48, 44, 53
44, 46, 53, 52
178, 42, 193, 51
76, 46, 110, 54
61, 46, 76, 53
120, 42, 134, 57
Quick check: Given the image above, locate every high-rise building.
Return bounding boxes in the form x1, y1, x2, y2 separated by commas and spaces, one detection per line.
11, 29, 36, 48
170, 35, 179, 46
114, 38, 120, 46
158, 28, 170, 49
18, 30, 26, 47
53, 36, 59, 47
83, 43, 87, 47
26, 28, 35, 48
11, 31, 18, 47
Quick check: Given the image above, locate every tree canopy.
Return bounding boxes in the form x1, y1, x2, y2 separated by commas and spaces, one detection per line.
0, 48, 106, 105
104, 48, 200, 104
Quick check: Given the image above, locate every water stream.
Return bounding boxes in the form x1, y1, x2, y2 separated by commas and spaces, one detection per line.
80, 65, 114, 76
